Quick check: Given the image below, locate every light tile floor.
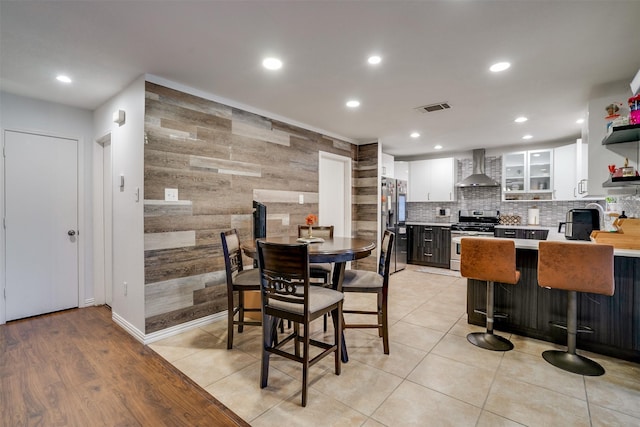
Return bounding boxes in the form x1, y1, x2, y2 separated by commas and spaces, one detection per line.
150, 266, 640, 426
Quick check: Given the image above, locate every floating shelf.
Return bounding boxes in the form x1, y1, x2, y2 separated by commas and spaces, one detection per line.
602, 124, 640, 145
602, 177, 640, 187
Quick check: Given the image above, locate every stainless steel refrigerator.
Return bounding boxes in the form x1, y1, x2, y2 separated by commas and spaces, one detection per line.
381, 177, 407, 273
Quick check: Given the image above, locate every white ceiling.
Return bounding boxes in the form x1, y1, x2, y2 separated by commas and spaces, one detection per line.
2, 1, 639, 158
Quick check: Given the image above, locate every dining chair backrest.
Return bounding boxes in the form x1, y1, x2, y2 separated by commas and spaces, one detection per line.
257, 241, 311, 318
378, 230, 395, 286
298, 225, 334, 238
221, 229, 245, 281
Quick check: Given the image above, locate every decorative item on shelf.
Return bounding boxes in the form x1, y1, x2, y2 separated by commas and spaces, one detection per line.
605, 103, 623, 132
629, 94, 640, 125
305, 214, 318, 238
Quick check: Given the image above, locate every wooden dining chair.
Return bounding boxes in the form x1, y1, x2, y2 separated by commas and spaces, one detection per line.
341, 230, 395, 354
257, 240, 343, 407
220, 229, 261, 349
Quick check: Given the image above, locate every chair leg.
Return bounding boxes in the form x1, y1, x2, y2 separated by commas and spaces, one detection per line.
238, 291, 245, 333
301, 324, 311, 407
227, 290, 235, 350
294, 323, 301, 358
377, 292, 383, 337
261, 314, 277, 389
542, 291, 605, 376
467, 281, 514, 351
381, 292, 389, 355
334, 304, 342, 375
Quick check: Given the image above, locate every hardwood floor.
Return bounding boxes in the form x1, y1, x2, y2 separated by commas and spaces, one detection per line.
0, 305, 249, 426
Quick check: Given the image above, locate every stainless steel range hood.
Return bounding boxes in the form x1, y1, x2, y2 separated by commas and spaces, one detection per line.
456, 149, 500, 187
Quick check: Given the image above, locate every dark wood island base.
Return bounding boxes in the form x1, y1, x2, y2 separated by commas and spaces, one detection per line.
466, 249, 640, 363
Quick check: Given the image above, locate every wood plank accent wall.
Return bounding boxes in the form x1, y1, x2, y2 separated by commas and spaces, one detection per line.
143, 82, 376, 333
353, 142, 379, 271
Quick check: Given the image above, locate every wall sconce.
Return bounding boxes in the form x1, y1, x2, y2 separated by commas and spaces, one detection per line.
113, 109, 126, 126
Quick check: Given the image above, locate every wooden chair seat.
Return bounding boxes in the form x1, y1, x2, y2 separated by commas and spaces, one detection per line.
342, 270, 383, 289
232, 268, 260, 287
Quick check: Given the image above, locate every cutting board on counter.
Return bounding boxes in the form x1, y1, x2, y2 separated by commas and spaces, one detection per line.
591, 218, 640, 249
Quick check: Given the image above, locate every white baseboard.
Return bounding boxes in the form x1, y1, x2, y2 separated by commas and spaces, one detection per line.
143, 311, 227, 345
83, 298, 95, 307
112, 311, 146, 344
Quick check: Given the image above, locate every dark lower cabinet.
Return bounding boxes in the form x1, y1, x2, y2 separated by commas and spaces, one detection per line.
494, 227, 548, 240
408, 225, 450, 268
467, 249, 640, 362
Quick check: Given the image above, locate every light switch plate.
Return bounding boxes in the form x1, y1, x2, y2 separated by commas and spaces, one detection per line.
165, 188, 178, 201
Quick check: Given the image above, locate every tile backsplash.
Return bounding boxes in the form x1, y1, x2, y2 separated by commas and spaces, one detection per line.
406, 155, 640, 226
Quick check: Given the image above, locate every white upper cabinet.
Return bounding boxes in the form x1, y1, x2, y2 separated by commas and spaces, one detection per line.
394, 161, 409, 181
503, 149, 553, 198
553, 139, 588, 199
408, 157, 455, 202
381, 153, 394, 177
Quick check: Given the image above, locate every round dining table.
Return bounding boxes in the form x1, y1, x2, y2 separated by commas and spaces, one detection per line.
242, 236, 376, 362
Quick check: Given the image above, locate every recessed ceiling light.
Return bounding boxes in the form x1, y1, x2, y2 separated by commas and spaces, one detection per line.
368, 55, 382, 65
522, 134, 533, 140
576, 118, 585, 124
56, 75, 72, 83
514, 116, 528, 123
434, 145, 443, 150
262, 57, 282, 70
410, 132, 420, 138
346, 100, 360, 108
490, 62, 511, 72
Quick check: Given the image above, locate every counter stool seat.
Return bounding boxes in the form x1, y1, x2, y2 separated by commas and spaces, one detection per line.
538, 241, 614, 376
461, 238, 520, 351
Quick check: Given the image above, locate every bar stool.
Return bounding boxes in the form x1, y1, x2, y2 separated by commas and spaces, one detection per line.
537, 241, 614, 376
460, 238, 520, 351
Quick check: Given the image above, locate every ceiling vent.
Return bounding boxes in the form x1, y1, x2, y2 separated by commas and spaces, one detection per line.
415, 102, 451, 113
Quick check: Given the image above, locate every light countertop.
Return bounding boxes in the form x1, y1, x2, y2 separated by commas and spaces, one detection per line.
452, 230, 640, 258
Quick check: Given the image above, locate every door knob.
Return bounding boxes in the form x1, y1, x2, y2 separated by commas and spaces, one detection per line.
68, 230, 76, 236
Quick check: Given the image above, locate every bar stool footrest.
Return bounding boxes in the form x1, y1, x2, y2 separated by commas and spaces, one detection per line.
548, 321, 594, 334
542, 350, 605, 376
467, 332, 514, 351
473, 309, 508, 320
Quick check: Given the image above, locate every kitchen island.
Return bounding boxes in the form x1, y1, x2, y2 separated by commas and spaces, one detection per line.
460, 231, 640, 362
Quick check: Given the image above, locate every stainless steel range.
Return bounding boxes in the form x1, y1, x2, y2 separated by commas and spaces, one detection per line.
450, 210, 500, 271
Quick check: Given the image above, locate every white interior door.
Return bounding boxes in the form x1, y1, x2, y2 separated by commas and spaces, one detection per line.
5, 130, 79, 321
319, 152, 352, 237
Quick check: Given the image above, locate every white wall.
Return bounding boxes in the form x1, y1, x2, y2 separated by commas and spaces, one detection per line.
0, 91, 94, 324
93, 76, 146, 337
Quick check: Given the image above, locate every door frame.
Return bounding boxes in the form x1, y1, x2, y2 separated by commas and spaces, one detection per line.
93, 133, 113, 306
318, 151, 352, 238
1, 128, 86, 324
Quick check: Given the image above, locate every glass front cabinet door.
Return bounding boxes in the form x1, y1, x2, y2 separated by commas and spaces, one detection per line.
528, 149, 552, 193
503, 149, 553, 198
503, 151, 526, 193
